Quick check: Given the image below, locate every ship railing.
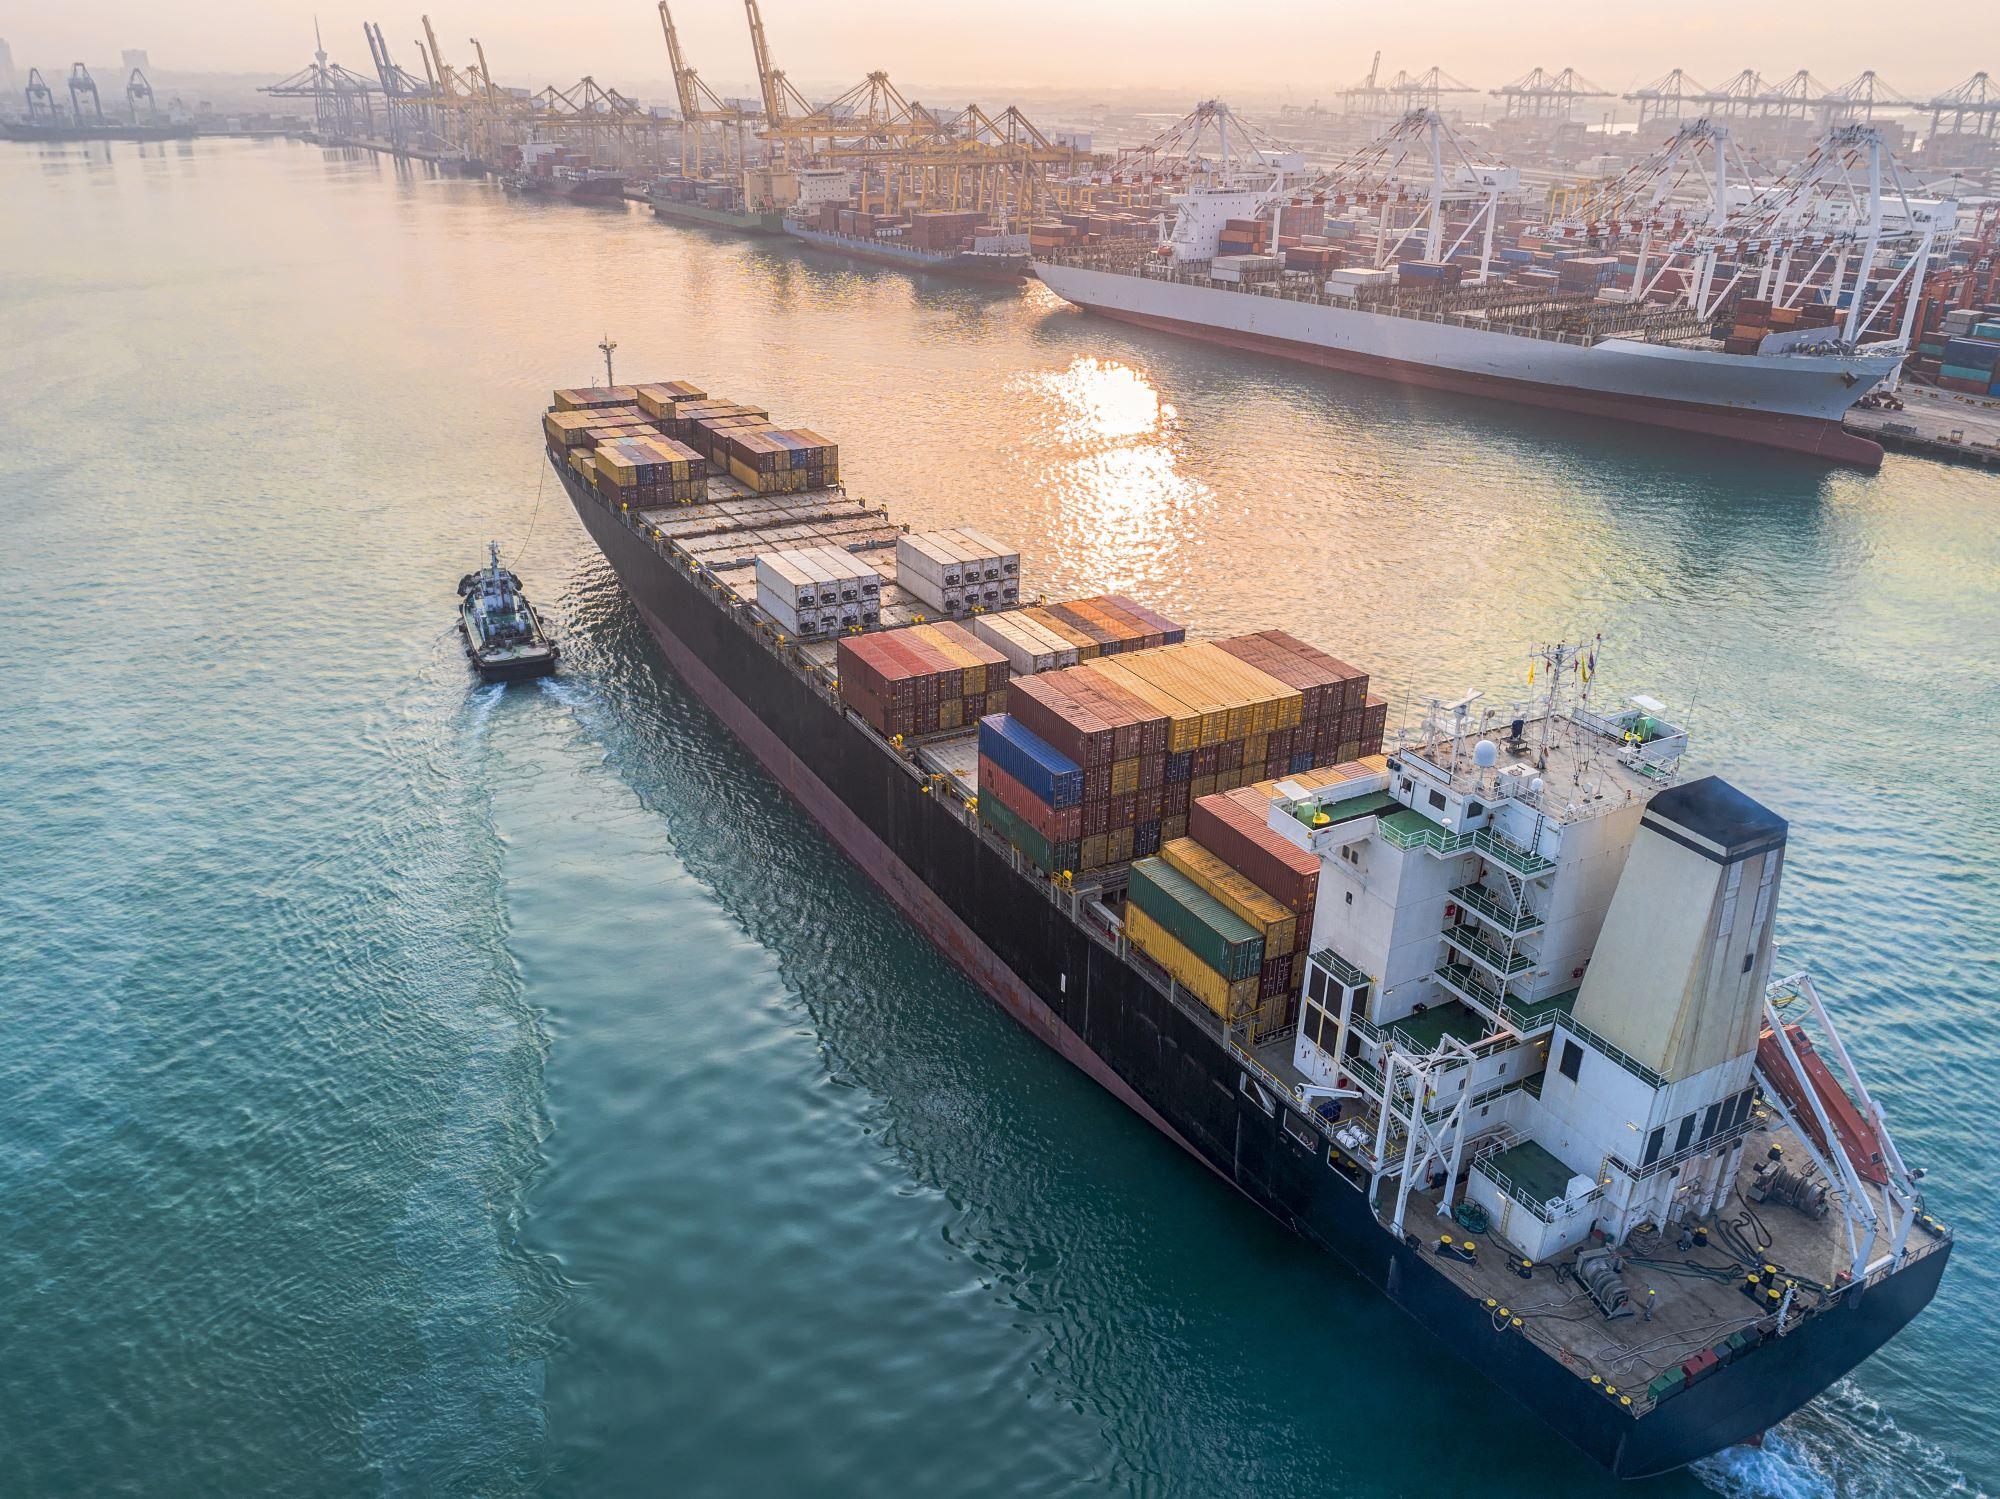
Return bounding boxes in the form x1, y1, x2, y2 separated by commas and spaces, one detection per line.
1552, 1014, 1668, 1090
1376, 817, 1555, 879
1469, 1153, 1603, 1225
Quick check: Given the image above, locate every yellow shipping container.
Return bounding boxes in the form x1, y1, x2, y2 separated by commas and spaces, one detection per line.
1126, 904, 1258, 1021
1109, 756, 1140, 796
1160, 837, 1296, 955
911, 625, 988, 695
1107, 824, 1135, 864
1080, 833, 1109, 870
1248, 990, 1293, 1043
1025, 608, 1101, 661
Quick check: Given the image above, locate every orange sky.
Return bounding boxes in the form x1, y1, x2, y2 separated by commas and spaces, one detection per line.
7, 1, 1986, 108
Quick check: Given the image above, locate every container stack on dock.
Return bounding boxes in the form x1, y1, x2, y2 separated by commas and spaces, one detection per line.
837, 621, 1009, 740
895, 530, 1021, 616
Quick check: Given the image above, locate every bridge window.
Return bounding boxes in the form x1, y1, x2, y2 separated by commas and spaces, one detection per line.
1558, 1040, 1582, 1082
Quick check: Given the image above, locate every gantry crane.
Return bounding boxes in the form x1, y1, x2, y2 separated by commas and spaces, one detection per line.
126, 68, 155, 123
1490, 67, 1613, 121
68, 63, 103, 125
24, 67, 56, 122
659, 0, 756, 177
741, 0, 935, 167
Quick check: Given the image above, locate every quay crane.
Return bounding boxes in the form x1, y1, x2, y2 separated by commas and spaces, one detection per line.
659, 0, 757, 178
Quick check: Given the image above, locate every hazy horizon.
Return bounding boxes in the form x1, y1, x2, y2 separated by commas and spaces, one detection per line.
6, 1, 1990, 110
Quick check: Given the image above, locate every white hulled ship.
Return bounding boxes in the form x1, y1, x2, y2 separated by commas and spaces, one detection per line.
1036, 106, 1955, 467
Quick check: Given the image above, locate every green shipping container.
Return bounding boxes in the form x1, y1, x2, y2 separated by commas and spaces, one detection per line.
980, 788, 1079, 873
1646, 1371, 1683, 1403
1128, 857, 1264, 980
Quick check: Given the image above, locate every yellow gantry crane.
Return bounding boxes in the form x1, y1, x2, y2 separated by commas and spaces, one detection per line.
659, 0, 757, 177
741, 0, 935, 167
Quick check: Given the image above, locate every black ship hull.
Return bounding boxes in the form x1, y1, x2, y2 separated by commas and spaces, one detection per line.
557, 458, 1949, 1478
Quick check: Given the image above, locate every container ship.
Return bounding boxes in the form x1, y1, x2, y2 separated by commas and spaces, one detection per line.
513, 142, 627, 204
647, 176, 786, 235
784, 201, 1030, 284
544, 373, 1949, 1478
1034, 110, 1957, 467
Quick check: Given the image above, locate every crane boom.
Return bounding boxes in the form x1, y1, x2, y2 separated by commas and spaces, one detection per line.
743, 0, 784, 125
659, 1, 702, 121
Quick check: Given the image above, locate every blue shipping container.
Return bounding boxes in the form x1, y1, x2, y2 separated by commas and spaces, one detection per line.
1288, 751, 1316, 775
1943, 337, 2000, 370
978, 714, 1083, 809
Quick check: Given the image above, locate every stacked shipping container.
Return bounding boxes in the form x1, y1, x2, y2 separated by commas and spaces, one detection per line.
977, 714, 1084, 874
837, 621, 1009, 739
755, 546, 883, 636
1213, 629, 1373, 772
896, 529, 1021, 615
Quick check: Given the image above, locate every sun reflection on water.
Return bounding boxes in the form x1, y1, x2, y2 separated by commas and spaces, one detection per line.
1022, 357, 1211, 595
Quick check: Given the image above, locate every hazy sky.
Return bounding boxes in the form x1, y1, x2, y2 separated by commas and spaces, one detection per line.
7, 1, 1987, 106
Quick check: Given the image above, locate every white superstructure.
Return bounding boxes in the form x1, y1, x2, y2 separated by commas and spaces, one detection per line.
1261, 642, 1923, 1288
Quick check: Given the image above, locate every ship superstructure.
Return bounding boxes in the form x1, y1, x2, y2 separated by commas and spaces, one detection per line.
542, 372, 1949, 1476
1034, 106, 1956, 466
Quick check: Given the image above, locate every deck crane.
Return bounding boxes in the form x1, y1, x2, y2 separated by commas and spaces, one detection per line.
68, 63, 103, 126
126, 68, 156, 122
659, 0, 755, 177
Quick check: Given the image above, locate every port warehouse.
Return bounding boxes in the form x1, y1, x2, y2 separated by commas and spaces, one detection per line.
549, 376, 1389, 1049
545, 377, 1951, 1473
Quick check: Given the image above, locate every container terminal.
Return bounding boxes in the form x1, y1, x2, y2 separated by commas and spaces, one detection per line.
542, 367, 1950, 1478
204, 4, 2000, 463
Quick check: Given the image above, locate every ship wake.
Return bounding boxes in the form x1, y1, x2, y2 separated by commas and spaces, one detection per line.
1693, 1379, 1984, 1499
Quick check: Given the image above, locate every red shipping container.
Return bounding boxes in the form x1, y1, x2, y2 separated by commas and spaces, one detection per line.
980, 754, 1083, 843
1189, 790, 1319, 914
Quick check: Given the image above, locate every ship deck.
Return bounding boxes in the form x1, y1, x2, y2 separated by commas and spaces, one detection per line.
556, 415, 1947, 1438
632, 478, 988, 633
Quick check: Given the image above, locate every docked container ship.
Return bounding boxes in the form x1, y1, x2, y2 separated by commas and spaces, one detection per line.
513, 142, 627, 204
1034, 112, 1956, 467
647, 175, 786, 235
545, 374, 1948, 1477
784, 202, 1030, 284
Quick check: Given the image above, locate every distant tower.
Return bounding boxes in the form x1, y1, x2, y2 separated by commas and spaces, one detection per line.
0, 39, 15, 92
122, 49, 151, 75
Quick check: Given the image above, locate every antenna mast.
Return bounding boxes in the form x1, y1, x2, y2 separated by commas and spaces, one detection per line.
598, 335, 617, 387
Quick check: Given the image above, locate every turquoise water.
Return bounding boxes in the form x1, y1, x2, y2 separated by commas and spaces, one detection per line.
2, 138, 1995, 1498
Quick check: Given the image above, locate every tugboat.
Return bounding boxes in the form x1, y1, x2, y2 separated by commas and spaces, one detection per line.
457, 543, 558, 680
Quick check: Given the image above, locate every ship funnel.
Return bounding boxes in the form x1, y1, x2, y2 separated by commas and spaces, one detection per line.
1570, 777, 1786, 1084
